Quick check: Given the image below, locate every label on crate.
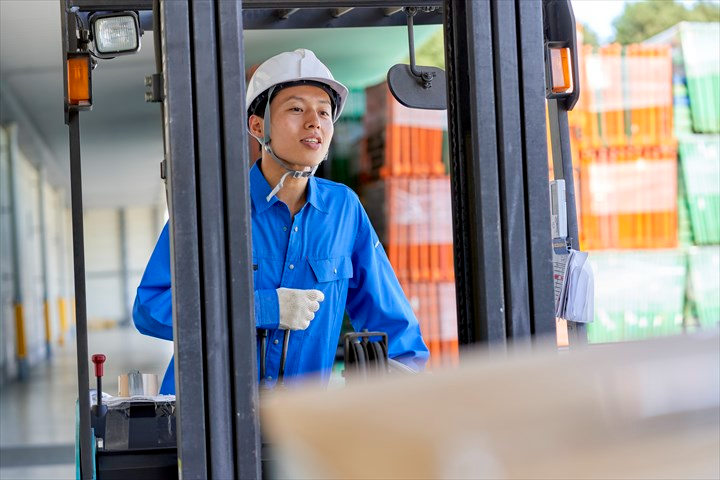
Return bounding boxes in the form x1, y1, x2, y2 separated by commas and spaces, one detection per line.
390, 101, 448, 130
391, 178, 454, 245
587, 159, 676, 215
585, 55, 672, 112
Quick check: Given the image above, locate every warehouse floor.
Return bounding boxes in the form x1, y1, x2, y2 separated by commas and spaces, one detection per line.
0, 327, 171, 480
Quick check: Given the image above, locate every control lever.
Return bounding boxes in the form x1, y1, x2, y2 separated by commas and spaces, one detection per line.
278, 330, 290, 386
259, 329, 268, 387
91, 354, 108, 440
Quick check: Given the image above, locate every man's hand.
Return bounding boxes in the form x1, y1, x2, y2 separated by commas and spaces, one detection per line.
277, 288, 325, 330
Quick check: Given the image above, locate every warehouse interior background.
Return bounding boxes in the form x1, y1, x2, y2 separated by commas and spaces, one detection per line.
1, 0, 719, 478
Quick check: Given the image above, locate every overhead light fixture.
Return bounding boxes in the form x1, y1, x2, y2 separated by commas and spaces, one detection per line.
90, 12, 141, 59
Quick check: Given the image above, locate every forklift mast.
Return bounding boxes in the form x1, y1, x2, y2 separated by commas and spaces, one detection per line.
61, 1, 583, 478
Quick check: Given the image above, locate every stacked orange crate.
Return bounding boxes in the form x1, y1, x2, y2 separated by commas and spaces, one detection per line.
362, 83, 458, 369
567, 43, 676, 250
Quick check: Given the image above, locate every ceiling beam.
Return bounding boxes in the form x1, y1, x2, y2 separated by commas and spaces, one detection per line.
68, 0, 442, 11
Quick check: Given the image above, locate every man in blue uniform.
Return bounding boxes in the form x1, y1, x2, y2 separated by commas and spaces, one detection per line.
133, 49, 429, 394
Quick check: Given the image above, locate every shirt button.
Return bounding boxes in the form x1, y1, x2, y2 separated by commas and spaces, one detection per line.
289, 264, 294, 270
333, 268, 337, 275
294, 227, 298, 232
267, 376, 273, 380
273, 339, 279, 345
282, 226, 287, 232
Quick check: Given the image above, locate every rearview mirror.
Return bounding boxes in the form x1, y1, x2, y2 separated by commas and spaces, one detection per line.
387, 7, 447, 110
387, 64, 447, 110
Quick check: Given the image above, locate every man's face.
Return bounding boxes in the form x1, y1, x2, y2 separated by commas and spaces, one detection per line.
256, 84, 334, 169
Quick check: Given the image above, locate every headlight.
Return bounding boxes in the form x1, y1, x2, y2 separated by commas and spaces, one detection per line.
90, 12, 141, 59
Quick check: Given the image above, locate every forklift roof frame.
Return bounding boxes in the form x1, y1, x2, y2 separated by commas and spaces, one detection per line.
62, 1, 584, 478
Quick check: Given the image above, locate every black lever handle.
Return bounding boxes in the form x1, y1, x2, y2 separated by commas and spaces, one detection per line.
278, 330, 290, 386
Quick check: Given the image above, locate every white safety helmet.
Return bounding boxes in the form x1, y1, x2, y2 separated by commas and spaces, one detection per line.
246, 48, 348, 125
246, 49, 349, 202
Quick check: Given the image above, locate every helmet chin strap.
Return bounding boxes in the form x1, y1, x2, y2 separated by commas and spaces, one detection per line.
259, 85, 326, 202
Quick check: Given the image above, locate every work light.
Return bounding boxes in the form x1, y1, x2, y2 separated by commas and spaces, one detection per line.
90, 12, 141, 59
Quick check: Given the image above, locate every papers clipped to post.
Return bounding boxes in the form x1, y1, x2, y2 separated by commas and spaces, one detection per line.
553, 239, 595, 323
550, 179, 594, 323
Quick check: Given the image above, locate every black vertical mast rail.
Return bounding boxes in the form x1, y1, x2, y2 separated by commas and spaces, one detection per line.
517, 0, 557, 338
160, 0, 208, 478
444, 0, 507, 346
445, 0, 558, 349
215, 1, 263, 478
61, 1, 93, 477
161, 0, 261, 477
490, 0, 532, 343
68, 109, 93, 479
188, 0, 234, 477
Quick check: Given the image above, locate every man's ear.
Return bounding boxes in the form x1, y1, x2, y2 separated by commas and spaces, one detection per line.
248, 114, 264, 139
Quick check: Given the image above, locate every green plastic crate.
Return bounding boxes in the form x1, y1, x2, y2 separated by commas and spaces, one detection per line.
678, 135, 720, 244
673, 75, 694, 136
587, 250, 687, 343
677, 160, 694, 247
679, 23, 720, 134
687, 246, 720, 329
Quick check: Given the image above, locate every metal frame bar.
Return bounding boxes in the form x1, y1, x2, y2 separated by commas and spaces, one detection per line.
215, 1, 263, 477
188, 0, 234, 476
68, 110, 93, 480
162, 0, 261, 477
61, 2, 94, 476
445, 0, 506, 346
68, 0, 441, 6
516, 0, 556, 337
242, 8, 441, 29
67, 0, 442, 29
243, 0, 440, 7
160, 1, 208, 478
491, 0, 532, 341
445, 0, 560, 348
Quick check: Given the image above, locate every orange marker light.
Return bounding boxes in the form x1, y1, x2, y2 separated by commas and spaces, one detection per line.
550, 47, 572, 94
67, 56, 91, 105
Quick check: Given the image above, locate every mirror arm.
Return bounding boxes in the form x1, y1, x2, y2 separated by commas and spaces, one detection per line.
404, 7, 434, 88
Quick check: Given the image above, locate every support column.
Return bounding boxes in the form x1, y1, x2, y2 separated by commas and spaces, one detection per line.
7, 124, 28, 379
38, 167, 53, 359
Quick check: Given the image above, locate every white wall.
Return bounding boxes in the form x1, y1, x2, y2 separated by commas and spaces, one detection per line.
0, 120, 164, 382
0, 124, 71, 380
84, 205, 164, 327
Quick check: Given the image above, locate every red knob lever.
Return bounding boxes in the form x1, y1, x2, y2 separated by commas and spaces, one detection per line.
92, 354, 106, 377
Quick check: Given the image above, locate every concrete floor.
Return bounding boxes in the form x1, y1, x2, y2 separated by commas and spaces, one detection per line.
0, 326, 173, 479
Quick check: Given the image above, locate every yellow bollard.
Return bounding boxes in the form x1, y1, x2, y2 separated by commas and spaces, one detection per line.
14, 304, 26, 359
58, 298, 68, 346
44, 300, 52, 344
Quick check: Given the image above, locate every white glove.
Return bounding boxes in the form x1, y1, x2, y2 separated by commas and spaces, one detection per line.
277, 288, 325, 331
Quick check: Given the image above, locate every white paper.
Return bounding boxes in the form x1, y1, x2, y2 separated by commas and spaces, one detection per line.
554, 247, 595, 323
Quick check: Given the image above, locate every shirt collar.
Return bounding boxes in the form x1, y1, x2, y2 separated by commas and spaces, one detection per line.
250, 160, 276, 215
250, 160, 328, 214
306, 176, 328, 214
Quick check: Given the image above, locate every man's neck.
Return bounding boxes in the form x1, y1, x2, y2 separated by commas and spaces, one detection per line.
259, 156, 310, 217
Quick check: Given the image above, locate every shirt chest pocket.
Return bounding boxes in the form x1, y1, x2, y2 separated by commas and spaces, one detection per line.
307, 256, 353, 283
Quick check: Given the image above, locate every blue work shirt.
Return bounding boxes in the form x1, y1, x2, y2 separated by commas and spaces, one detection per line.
133, 160, 429, 394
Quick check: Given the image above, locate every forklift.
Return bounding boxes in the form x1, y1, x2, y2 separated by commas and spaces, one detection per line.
61, 1, 584, 478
